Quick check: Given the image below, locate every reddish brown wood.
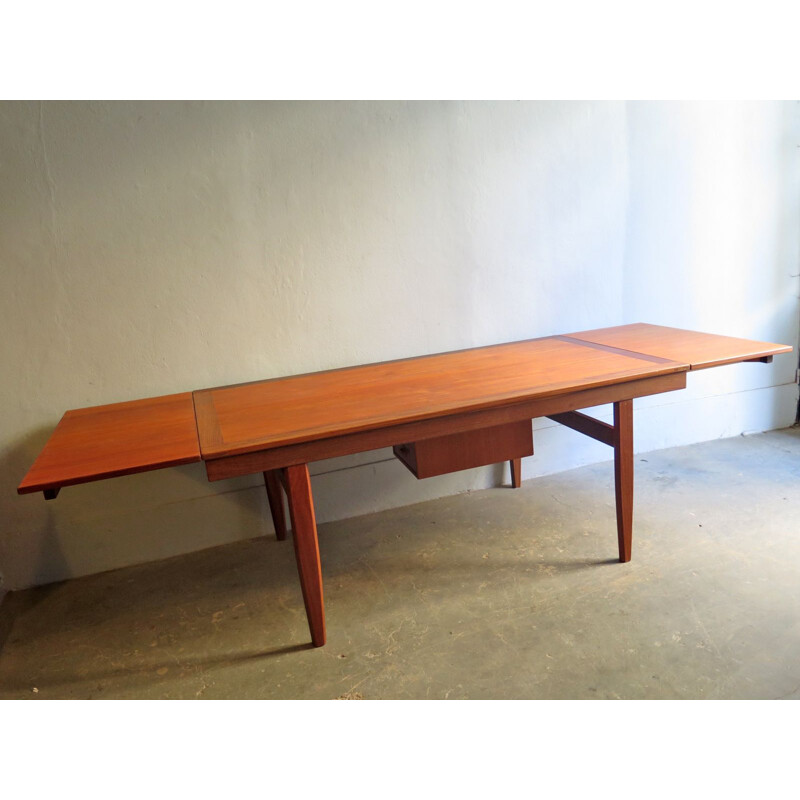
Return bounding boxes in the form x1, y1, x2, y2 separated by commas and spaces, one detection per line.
193, 337, 687, 460
192, 390, 224, 454
393, 420, 533, 479
567, 323, 792, 370
547, 410, 614, 447
510, 458, 522, 488
263, 470, 287, 541
15, 324, 793, 650
203, 372, 687, 481
554, 335, 680, 365
283, 464, 326, 647
17, 393, 201, 495
614, 399, 634, 563
19, 325, 790, 499
392, 444, 416, 473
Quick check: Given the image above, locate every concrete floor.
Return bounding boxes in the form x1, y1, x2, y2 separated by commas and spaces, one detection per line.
2, 427, 799, 700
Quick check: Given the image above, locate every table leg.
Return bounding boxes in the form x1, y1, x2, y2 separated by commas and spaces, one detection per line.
613, 399, 633, 563
263, 470, 287, 541
283, 464, 326, 647
510, 458, 522, 488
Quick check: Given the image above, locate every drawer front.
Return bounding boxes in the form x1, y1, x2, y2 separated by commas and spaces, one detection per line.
393, 420, 533, 479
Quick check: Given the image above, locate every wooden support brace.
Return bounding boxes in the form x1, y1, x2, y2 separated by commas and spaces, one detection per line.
548, 406, 633, 562
547, 410, 614, 447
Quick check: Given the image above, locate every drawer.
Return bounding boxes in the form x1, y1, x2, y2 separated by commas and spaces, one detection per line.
393, 420, 533, 479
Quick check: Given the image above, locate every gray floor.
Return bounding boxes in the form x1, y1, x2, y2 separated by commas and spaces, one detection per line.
2, 427, 799, 700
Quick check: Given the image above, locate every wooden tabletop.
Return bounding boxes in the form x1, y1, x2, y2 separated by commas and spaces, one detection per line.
566, 323, 791, 369
17, 393, 201, 495
17, 323, 792, 495
193, 335, 687, 459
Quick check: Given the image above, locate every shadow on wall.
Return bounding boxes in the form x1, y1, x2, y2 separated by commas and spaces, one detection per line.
2, 428, 72, 592
2, 425, 280, 591
4, 419, 524, 595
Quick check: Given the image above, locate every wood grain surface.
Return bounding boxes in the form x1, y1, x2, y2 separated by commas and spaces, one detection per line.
194, 337, 687, 458
393, 420, 533, 479
17, 393, 201, 494
18, 323, 792, 495
203, 372, 687, 481
565, 323, 792, 370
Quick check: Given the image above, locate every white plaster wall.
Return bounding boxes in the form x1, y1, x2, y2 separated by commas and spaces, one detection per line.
1, 101, 797, 591
620, 102, 799, 451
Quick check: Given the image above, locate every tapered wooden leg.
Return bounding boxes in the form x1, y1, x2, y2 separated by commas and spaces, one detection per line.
510, 458, 522, 488
263, 470, 287, 540
613, 399, 633, 563
283, 464, 326, 647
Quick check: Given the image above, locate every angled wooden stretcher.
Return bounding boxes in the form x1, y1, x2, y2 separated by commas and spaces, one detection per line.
18, 324, 793, 646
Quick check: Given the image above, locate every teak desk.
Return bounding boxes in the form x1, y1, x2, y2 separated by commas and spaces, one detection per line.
18, 324, 792, 647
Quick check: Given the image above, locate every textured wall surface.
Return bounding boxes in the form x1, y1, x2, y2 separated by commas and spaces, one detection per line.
2, 101, 798, 589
